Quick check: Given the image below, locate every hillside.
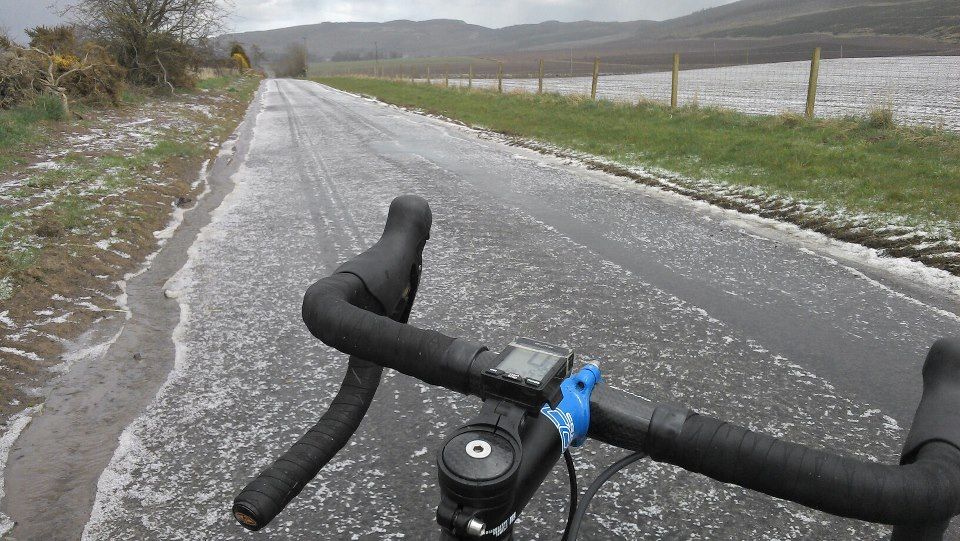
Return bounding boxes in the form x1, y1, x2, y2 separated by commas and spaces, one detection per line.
221, 19, 656, 61
219, 0, 960, 62
682, 0, 960, 42
649, 0, 884, 38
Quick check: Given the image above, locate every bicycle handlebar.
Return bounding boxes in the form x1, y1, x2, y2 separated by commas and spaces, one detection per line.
587, 339, 960, 536
233, 195, 439, 530
234, 195, 960, 538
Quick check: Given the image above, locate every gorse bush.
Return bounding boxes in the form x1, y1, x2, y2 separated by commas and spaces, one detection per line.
230, 43, 252, 71
25, 25, 77, 54
2, 0, 238, 110
1, 25, 125, 113
0, 47, 35, 109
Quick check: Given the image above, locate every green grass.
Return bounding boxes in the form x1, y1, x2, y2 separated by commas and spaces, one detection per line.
197, 76, 236, 91
197, 73, 261, 103
0, 95, 66, 169
197, 74, 253, 93
5, 245, 39, 274
120, 88, 149, 105
315, 76, 960, 228
0, 73, 261, 287
52, 195, 93, 232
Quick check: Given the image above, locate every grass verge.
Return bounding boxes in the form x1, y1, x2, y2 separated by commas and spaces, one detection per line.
313, 77, 960, 233
0, 95, 68, 171
0, 73, 261, 419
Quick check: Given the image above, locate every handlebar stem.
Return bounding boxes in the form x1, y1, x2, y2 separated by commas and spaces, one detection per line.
436, 399, 563, 540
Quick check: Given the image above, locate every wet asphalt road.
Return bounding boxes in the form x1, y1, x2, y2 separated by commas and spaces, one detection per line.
81, 79, 960, 540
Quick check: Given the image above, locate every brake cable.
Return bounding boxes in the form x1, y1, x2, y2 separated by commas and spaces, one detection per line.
563, 452, 647, 541
560, 449, 578, 540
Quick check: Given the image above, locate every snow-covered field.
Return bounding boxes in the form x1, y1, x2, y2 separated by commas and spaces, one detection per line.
454, 56, 960, 130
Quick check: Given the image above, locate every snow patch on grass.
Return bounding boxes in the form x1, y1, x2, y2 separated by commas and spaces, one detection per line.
0, 347, 42, 361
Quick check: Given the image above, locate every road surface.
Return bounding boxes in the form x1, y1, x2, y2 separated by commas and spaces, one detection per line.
9, 79, 960, 540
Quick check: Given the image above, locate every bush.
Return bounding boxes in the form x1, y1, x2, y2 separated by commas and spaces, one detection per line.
0, 47, 36, 108
26, 25, 77, 54
0, 26, 125, 112
866, 105, 896, 130
229, 43, 251, 71
67, 42, 126, 104
69, 0, 226, 90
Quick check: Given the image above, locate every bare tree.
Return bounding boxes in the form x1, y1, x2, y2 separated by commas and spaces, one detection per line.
273, 43, 307, 78
64, 0, 230, 89
250, 43, 266, 68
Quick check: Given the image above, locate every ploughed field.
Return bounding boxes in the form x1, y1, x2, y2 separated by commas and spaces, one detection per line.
452, 56, 960, 130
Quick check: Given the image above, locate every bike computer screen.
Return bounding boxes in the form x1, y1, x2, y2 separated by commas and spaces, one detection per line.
483, 337, 574, 410
497, 347, 561, 382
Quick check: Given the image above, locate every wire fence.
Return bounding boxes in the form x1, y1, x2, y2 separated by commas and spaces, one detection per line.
317, 48, 960, 131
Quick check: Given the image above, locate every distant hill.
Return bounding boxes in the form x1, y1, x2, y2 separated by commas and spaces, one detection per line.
221, 19, 656, 61
670, 0, 960, 42
220, 0, 960, 62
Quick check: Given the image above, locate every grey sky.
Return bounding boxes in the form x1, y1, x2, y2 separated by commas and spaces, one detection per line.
1, 0, 737, 42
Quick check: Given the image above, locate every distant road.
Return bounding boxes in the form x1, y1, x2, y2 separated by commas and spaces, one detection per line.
15, 79, 960, 539
456, 56, 960, 130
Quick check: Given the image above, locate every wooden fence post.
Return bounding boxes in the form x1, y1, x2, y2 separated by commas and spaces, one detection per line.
444, 67, 449, 87
591, 57, 599, 100
538, 59, 544, 94
805, 47, 821, 118
411, 66, 416, 84
469, 64, 473, 89
671, 52, 680, 108
497, 62, 503, 93
427, 65, 431, 85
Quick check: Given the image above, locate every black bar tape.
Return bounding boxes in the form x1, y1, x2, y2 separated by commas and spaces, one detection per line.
302, 273, 460, 392
646, 404, 689, 453
649, 414, 960, 525
233, 358, 382, 530
891, 520, 950, 540
233, 195, 437, 531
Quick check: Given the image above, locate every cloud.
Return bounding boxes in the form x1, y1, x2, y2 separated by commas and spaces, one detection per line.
0, 0, 70, 42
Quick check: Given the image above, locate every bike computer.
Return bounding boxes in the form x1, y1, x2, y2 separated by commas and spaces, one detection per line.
482, 337, 574, 410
